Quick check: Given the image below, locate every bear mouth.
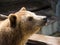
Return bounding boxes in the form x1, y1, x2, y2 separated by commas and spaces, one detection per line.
40, 19, 47, 26
41, 21, 47, 26
42, 18, 47, 26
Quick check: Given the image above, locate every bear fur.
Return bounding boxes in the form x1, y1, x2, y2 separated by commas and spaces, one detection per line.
0, 7, 46, 45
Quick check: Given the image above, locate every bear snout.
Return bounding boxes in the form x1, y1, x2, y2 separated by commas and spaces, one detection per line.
37, 16, 47, 26
43, 18, 47, 23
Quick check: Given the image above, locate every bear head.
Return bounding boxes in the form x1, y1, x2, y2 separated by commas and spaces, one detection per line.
0, 7, 47, 45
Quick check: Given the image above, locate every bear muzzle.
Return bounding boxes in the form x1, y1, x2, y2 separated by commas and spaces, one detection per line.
43, 18, 47, 24
41, 17, 47, 26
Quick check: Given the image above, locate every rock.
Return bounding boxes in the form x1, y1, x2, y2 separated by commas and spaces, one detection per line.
0, 0, 27, 2
0, 0, 50, 15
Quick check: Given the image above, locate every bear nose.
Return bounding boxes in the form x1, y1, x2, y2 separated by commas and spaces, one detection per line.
43, 18, 47, 23
43, 18, 47, 21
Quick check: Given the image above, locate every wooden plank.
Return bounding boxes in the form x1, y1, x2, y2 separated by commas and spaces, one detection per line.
29, 34, 60, 45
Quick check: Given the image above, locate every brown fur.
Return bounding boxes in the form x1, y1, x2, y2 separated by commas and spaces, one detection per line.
0, 7, 46, 45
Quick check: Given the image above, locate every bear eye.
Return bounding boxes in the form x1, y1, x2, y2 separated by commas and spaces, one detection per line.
28, 17, 33, 21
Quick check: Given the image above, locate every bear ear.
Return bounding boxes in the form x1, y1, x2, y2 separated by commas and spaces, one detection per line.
15, 7, 26, 15
20, 7, 26, 11
9, 15, 17, 28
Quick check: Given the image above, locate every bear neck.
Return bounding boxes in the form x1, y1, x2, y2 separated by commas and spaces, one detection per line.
11, 28, 28, 45
12, 24, 28, 45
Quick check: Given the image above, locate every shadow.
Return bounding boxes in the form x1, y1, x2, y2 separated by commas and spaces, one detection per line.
26, 40, 48, 45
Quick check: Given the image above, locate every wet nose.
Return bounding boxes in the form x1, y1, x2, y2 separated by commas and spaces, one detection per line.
43, 18, 47, 20
43, 18, 47, 23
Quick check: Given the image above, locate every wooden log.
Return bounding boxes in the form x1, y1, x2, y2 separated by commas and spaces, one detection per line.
29, 34, 60, 45
0, 14, 7, 20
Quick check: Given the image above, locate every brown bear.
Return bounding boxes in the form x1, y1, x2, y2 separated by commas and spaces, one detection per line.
0, 7, 47, 45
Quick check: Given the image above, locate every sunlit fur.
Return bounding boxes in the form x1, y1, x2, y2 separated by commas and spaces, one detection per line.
0, 7, 46, 45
